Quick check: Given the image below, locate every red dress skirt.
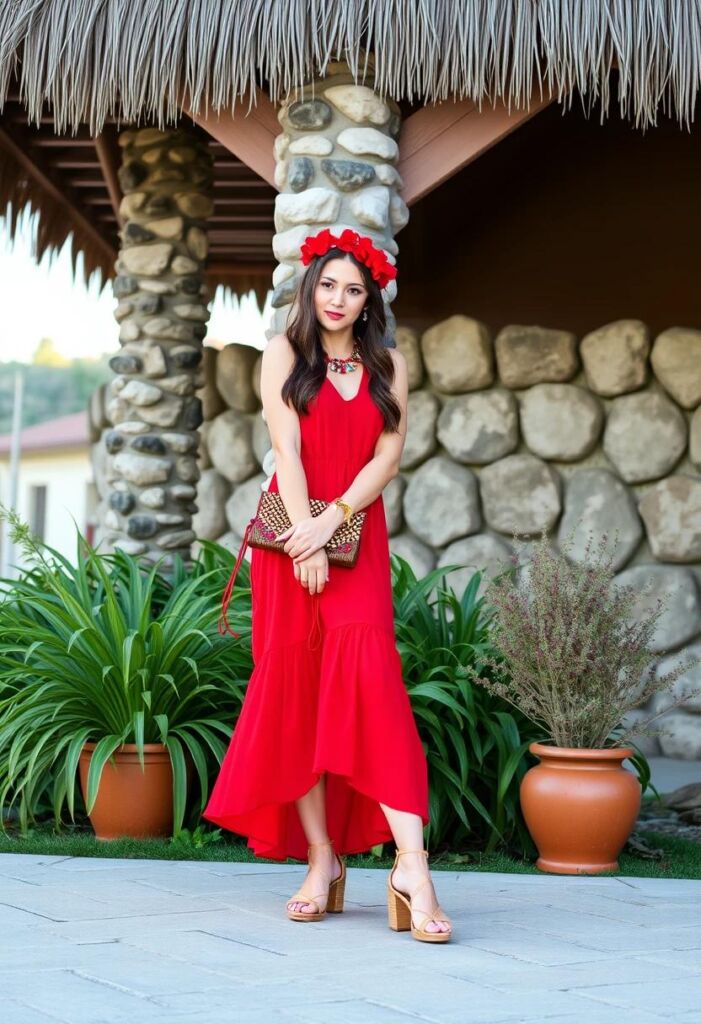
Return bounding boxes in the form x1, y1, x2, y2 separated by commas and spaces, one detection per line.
202, 365, 429, 861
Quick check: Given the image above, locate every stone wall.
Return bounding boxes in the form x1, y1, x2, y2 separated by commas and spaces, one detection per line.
90, 314, 701, 760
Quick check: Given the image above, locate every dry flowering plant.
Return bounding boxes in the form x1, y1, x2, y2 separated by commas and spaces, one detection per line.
464, 522, 701, 750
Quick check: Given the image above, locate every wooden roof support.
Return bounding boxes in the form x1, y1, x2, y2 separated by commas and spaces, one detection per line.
93, 128, 123, 226
183, 91, 278, 189
398, 91, 555, 207
0, 123, 116, 265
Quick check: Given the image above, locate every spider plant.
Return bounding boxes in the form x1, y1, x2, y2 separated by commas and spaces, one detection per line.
0, 504, 252, 837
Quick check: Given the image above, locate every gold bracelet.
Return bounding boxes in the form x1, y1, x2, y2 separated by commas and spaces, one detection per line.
332, 497, 353, 524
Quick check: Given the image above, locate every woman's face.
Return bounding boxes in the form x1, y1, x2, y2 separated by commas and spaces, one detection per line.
313, 257, 368, 331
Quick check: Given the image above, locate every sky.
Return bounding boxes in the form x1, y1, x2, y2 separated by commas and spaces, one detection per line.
0, 205, 272, 363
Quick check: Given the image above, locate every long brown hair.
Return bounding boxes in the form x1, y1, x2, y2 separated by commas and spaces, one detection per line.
280, 248, 401, 433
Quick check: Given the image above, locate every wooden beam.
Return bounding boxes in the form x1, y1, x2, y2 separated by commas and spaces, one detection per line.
0, 124, 116, 265
398, 90, 556, 206
93, 129, 123, 226
182, 89, 278, 188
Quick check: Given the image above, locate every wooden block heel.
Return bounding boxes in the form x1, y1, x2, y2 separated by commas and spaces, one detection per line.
387, 848, 453, 943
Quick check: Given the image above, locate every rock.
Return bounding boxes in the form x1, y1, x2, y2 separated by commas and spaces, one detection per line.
109, 354, 142, 375
133, 127, 169, 146
603, 391, 687, 483
118, 321, 140, 342
106, 396, 130, 424
144, 216, 183, 240
403, 455, 481, 546
350, 185, 390, 229
119, 380, 162, 406
139, 487, 166, 509
495, 325, 579, 388
135, 295, 162, 316
117, 420, 150, 435
186, 226, 208, 260
613, 564, 701, 652
225, 474, 268, 535
139, 280, 176, 295
272, 263, 295, 288
104, 430, 125, 454
176, 456, 200, 483
208, 409, 258, 483
421, 315, 493, 392
655, 643, 701, 714
377, 164, 403, 188
131, 434, 167, 456
183, 397, 203, 430
520, 384, 604, 460
155, 513, 186, 526
388, 533, 436, 578
287, 157, 314, 192
109, 490, 135, 514
192, 469, 232, 539
210, 531, 243, 555
558, 468, 642, 570
382, 475, 406, 535
171, 255, 200, 274
324, 85, 390, 124
337, 127, 398, 161
170, 484, 197, 502
480, 454, 562, 536
119, 243, 173, 276
174, 192, 214, 218
657, 713, 701, 759
112, 274, 138, 299
275, 188, 341, 227
273, 224, 312, 262
123, 222, 156, 245
251, 414, 271, 467
399, 391, 439, 469
271, 277, 298, 308
436, 534, 514, 602
118, 192, 145, 218
650, 327, 701, 408
127, 515, 159, 539
639, 476, 701, 561
321, 158, 376, 190
118, 160, 147, 191
580, 319, 650, 396
155, 374, 195, 397
288, 134, 332, 156
112, 452, 171, 485
389, 194, 410, 232
394, 327, 423, 390
113, 539, 148, 556
138, 398, 184, 427
158, 529, 196, 550
173, 304, 209, 322
171, 345, 203, 370
161, 432, 197, 454
216, 343, 260, 412
143, 318, 192, 341
437, 390, 519, 464
287, 98, 333, 130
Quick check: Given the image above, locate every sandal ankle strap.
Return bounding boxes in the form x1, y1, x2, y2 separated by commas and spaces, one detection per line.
308, 839, 334, 848
395, 848, 429, 856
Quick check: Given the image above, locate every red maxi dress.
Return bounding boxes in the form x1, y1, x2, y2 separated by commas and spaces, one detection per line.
202, 363, 429, 861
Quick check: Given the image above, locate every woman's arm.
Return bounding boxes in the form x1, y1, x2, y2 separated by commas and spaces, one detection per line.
260, 334, 315, 526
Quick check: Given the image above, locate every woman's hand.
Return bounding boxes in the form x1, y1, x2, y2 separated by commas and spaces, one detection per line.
293, 547, 329, 594
274, 510, 339, 563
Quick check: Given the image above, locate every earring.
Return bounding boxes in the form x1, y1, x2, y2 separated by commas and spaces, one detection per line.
362, 308, 368, 321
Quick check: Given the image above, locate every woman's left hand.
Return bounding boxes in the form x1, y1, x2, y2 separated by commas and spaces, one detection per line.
275, 514, 336, 563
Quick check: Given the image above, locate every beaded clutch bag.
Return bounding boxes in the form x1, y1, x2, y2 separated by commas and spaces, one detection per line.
218, 489, 367, 636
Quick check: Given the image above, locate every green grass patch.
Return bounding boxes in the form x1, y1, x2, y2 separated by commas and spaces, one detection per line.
0, 819, 697, 879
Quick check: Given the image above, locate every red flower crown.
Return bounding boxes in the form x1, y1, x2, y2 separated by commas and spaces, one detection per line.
300, 228, 397, 290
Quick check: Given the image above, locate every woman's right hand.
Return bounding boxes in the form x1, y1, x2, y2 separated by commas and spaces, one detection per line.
293, 546, 329, 595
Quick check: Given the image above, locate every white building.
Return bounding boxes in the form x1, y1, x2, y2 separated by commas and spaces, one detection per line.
0, 411, 97, 573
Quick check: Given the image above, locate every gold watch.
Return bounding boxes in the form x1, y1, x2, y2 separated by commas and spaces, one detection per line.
332, 497, 353, 524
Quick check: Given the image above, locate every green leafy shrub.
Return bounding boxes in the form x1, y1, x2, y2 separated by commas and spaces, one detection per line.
0, 505, 253, 837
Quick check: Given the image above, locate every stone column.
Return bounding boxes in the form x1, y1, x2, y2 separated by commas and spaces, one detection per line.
103, 125, 214, 563
269, 56, 407, 345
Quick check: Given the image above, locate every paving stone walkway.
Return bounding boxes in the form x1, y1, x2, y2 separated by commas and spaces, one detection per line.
1, 851, 700, 1024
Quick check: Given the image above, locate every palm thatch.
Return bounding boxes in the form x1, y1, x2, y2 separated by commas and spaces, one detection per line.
1, 0, 700, 133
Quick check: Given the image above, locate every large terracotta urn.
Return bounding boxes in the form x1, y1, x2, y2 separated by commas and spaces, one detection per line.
79, 742, 174, 840
520, 741, 642, 874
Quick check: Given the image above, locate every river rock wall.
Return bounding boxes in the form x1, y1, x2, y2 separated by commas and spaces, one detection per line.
90, 315, 701, 760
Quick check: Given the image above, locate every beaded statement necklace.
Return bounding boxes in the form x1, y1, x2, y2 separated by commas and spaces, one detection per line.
323, 340, 362, 374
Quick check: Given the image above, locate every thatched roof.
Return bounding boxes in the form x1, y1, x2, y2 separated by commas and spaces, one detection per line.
1, 1, 700, 133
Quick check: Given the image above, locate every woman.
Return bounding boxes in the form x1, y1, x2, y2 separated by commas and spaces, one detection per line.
203, 227, 453, 942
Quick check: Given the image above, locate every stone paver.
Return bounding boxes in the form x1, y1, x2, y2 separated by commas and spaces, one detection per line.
1, 853, 700, 1024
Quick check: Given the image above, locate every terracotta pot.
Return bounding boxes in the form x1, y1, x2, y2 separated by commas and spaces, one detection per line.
520, 741, 642, 874
79, 741, 174, 841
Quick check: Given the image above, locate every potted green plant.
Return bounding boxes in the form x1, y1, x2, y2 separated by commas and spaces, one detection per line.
0, 505, 249, 840
465, 523, 701, 875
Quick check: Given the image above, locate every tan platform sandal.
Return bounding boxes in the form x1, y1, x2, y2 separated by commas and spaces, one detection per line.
285, 839, 346, 922
387, 848, 453, 943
